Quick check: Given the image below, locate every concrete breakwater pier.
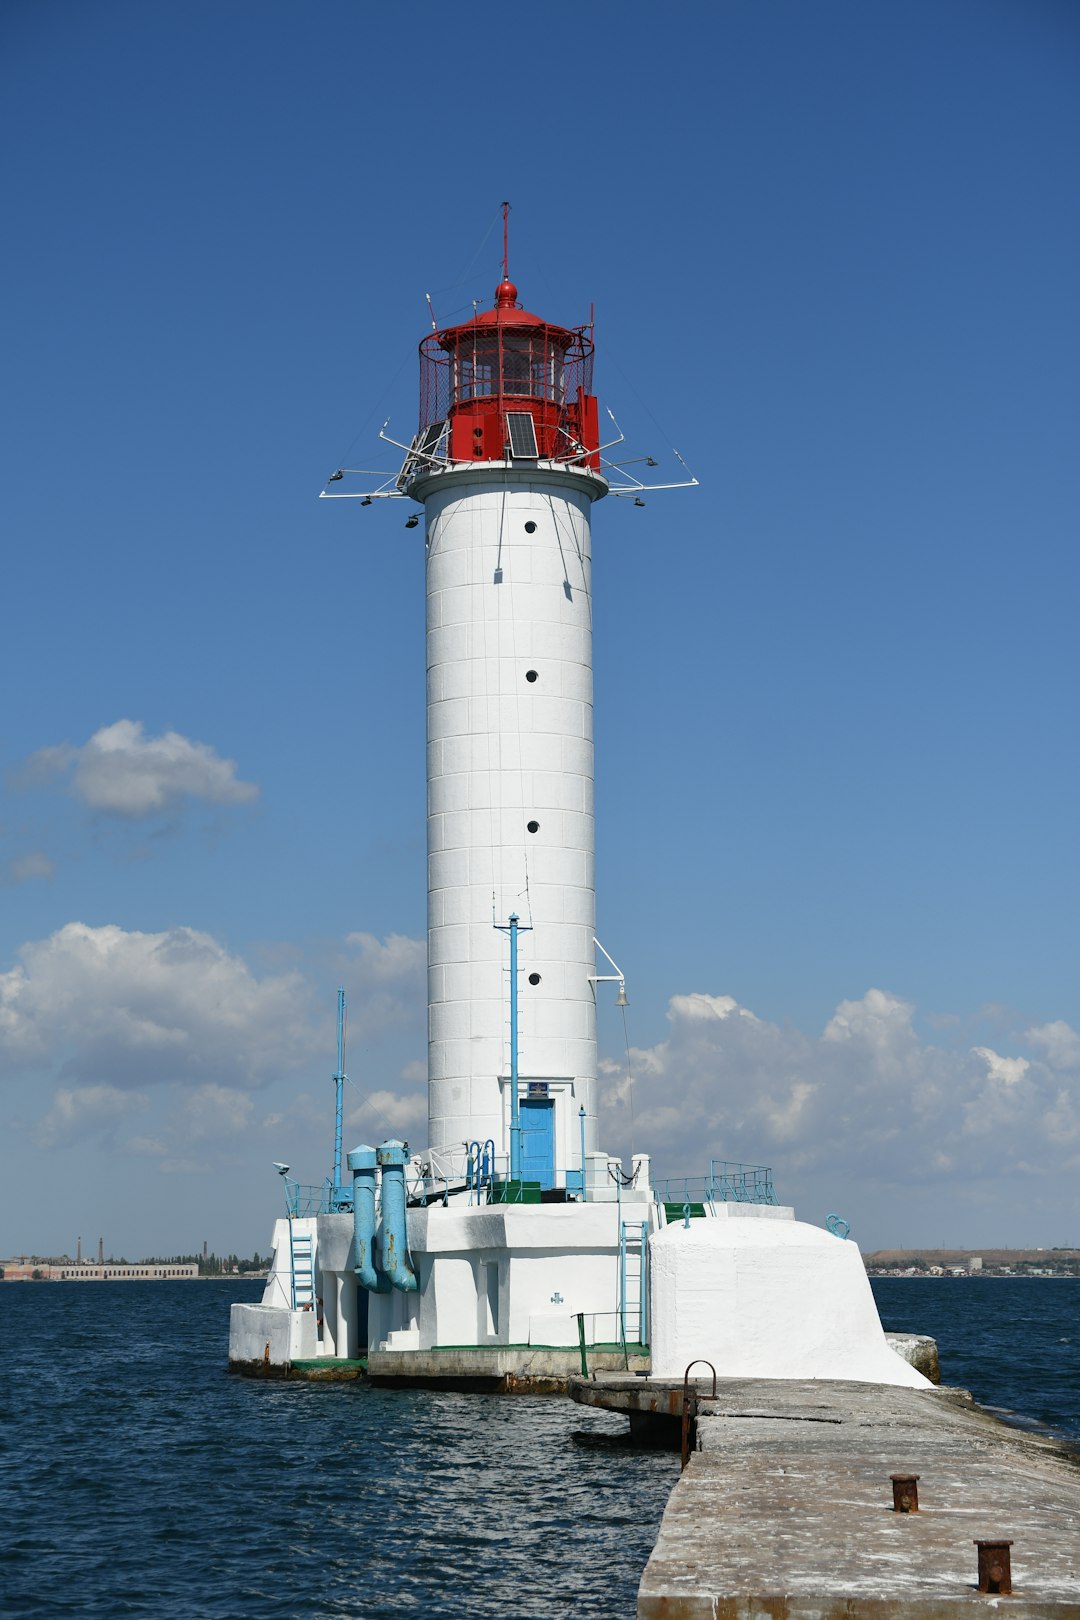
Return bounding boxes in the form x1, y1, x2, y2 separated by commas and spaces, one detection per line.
573, 1374, 1080, 1617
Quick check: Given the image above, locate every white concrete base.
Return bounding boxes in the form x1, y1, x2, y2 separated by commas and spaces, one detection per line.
229, 1303, 317, 1368
648, 1215, 931, 1388
366, 1196, 654, 1354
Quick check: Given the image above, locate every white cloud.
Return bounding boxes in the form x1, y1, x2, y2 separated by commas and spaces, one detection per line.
38, 1084, 148, 1148
175, 1083, 255, 1141
339, 931, 425, 1039
971, 1047, 1030, 1087
0, 922, 430, 1180
22, 720, 258, 817
1026, 1020, 1080, 1073
606, 989, 1080, 1216
823, 987, 917, 1057
345, 1085, 426, 1145
668, 992, 761, 1025
344, 931, 425, 984
0, 921, 313, 1089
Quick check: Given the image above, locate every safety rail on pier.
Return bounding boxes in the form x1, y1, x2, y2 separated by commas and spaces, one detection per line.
284, 1181, 344, 1218
656, 1161, 778, 1213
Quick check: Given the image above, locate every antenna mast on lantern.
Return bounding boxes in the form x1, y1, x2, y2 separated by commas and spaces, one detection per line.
501, 200, 511, 282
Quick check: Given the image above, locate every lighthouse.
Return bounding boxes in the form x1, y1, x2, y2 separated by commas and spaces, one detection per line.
230, 217, 931, 1394
320, 217, 666, 1365
413, 236, 606, 1192
245, 208, 666, 1376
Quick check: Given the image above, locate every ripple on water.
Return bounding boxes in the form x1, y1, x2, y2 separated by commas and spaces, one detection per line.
3, 1283, 677, 1619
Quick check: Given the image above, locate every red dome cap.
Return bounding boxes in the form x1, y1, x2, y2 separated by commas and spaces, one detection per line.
494, 278, 518, 309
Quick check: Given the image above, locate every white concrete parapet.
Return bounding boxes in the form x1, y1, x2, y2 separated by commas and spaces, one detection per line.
229, 1303, 317, 1369
649, 1214, 931, 1387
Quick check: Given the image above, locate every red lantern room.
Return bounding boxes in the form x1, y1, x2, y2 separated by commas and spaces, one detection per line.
418, 210, 600, 469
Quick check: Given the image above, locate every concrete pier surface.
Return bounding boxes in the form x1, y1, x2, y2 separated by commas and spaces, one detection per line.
576, 1376, 1080, 1616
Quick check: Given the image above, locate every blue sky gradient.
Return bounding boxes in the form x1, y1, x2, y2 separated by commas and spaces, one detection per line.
2, 0, 1077, 1256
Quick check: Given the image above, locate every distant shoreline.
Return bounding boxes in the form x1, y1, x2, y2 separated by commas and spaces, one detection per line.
0, 1271, 269, 1283
867, 1269, 1080, 1279
863, 1245, 1079, 1280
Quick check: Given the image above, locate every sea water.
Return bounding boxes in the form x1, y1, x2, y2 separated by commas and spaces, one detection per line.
2, 1277, 1077, 1618
1, 1280, 674, 1618
872, 1274, 1080, 1441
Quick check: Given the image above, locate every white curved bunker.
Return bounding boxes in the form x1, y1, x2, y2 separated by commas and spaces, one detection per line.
649, 1206, 930, 1387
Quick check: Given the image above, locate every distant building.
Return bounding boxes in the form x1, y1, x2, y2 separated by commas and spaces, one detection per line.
1, 1262, 198, 1281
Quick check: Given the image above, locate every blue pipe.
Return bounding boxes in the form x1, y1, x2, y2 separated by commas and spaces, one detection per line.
377, 1140, 418, 1293
347, 1145, 390, 1293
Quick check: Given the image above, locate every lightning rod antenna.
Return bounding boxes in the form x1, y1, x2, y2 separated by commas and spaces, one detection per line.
501, 200, 511, 282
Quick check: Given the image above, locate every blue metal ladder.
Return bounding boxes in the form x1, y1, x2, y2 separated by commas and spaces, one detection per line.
290, 1229, 316, 1312
618, 1221, 649, 1348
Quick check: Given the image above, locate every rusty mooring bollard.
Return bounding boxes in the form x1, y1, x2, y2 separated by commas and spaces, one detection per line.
890, 1474, 920, 1512
975, 1539, 1013, 1594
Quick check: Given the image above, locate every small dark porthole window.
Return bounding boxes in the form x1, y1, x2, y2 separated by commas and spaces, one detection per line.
525, 669, 538, 683
528, 972, 541, 986
527, 820, 539, 834
524, 520, 537, 534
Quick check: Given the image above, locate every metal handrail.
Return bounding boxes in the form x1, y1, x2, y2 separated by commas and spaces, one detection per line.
709, 1160, 777, 1205
285, 1182, 335, 1217
655, 1161, 778, 1209
289, 1144, 601, 1215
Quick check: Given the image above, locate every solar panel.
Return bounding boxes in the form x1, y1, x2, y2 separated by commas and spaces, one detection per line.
396, 420, 446, 489
506, 411, 539, 459
418, 421, 445, 457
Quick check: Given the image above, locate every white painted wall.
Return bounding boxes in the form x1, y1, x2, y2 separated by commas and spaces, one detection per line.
413, 463, 607, 1172
366, 1199, 628, 1352
649, 1215, 932, 1387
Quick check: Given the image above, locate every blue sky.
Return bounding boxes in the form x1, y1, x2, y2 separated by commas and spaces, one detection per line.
2, 0, 1077, 1257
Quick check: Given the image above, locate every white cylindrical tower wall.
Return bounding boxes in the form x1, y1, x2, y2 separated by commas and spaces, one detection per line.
414, 463, 606, 1175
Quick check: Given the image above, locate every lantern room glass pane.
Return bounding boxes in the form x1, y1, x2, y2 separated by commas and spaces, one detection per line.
449, 330, 567, 406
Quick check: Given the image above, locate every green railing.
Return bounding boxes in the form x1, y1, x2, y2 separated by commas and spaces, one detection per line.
656, 1161, 778, 1210
285, 1181, 334, 1217
709, 1160, 778, 1204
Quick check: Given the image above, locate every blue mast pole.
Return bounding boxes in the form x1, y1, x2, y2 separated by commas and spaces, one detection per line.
333, 987, 346, 1196
509, 915, 521, 1181
494, 911, 531, 1183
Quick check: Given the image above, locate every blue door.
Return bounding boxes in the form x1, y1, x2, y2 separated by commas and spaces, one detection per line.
519, 1098, 555, 1189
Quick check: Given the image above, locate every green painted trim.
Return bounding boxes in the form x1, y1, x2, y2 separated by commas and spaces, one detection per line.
291, 1357, 368, 1370
425, 1343, 649, 1355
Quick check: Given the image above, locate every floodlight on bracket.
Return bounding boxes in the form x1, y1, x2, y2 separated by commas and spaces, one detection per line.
606, 444, 699, 496
588, 936, 628, 1006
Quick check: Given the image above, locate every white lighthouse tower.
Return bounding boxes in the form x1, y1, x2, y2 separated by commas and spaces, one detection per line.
415, 239, 605, 1193
341, 218, 661, 1367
